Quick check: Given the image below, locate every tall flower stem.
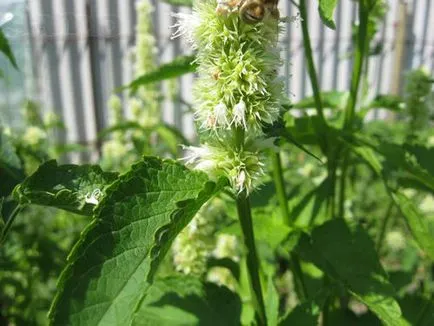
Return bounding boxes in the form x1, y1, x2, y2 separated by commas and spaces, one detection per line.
236, 191, 267, 325
272, 152, 308, 300
299, 0, 326, 128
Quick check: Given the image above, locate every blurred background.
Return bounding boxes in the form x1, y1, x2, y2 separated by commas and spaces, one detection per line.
1, 0, 433, 163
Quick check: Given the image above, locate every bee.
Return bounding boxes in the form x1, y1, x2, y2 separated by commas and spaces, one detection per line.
216, 0, 279, 24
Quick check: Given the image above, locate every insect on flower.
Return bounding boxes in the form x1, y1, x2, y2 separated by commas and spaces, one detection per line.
216, 0, 280, 24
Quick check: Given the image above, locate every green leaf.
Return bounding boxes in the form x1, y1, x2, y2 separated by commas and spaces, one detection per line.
132, 276, 241, 326
399, 294, 434, 326
289, 178, 330, 228
122, 55, 197, 94
292, 91, 348, 109
265, 275, 279, 326
48, 157, 227, 325
279, 291, 327, 325
391, 192, 434, 261
0, 28, 18, 69
13, 160, 118, 216
162, 0, 193, 6
297, 218, 407, 326
0, 128, 25, 197
318, 0, 338, 29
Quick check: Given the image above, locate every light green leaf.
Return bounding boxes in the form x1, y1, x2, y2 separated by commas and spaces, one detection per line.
265, 275, 279, 326
122, 55, 197, 94
48, 157, 227, 325
391, 192, 434, 261
162, 0, 193, 6
297, 218, 407, 326
13, 160, 118, 216
0, 27, 18, 69
132, 276, 241, 326
318, 0, 338, 29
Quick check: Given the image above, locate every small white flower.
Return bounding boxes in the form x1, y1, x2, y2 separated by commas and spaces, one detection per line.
170, 12, 200, 46
236, 170, 247, 193
181, 145, 212, 165
85, 189, 102, 205
214, 102, 229, 127
232, 100, 248, 129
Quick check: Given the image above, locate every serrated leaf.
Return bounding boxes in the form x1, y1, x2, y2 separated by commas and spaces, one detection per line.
132, 276, 241, 326
48, 157, 227, 325
122, 55, 197, 94
162, 0, 193, 6
318, 0, 338, 29
297, 219, 407, 326
0, 28, 18, 69
13, 160, 118, 216
0, 128, 25, 197
391, 192, 434, 261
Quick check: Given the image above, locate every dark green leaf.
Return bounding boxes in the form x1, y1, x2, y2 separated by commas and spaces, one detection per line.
48, 157, 227, 325
0, 28, 18, 69
123, 55, 197, 94
391, 192, 434, 261
399, 294, 434, 326
368, 94, 404, 111
132, 276, 241, 326
279, 290, 328, 325
13, 160, 118, 216
318, 0, 338, 29
162, 0, 193, 6
297, 219, 406, 326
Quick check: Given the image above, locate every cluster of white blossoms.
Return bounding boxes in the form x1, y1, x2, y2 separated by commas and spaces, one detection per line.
173, 0, 283, 193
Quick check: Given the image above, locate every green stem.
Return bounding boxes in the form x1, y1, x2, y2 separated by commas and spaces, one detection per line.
271, 152, 308, 300
0, 204, 22, 245
376, 200, 394, 253
343, 2, 370, 129
272, 152, 291, 225
236, 192, 267, 325
338, 153, 349, 218
298, 0, 326, 127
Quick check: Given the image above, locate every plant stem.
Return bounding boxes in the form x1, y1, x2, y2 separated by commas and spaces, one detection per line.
376, 200, 394, 253
0, 204, 22, 245
343, 2, 369, 129
272, 152, 291, 225
339, 1, 371, 220
271, 152, 308, 300
236, 192, 267, 325
298, 0, 326, 128
338, 153, 349, 218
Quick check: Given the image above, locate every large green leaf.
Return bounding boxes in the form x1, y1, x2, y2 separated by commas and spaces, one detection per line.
297, 218, 407, 326
48, 157, 227, 325
0, 27, 18, 69
123, 55, 197, 94
13, 160, 118, 216
318, 0, 338, 29
0, 129, 25, 197
132, 276, 241, 325
391, 192, 434, 261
